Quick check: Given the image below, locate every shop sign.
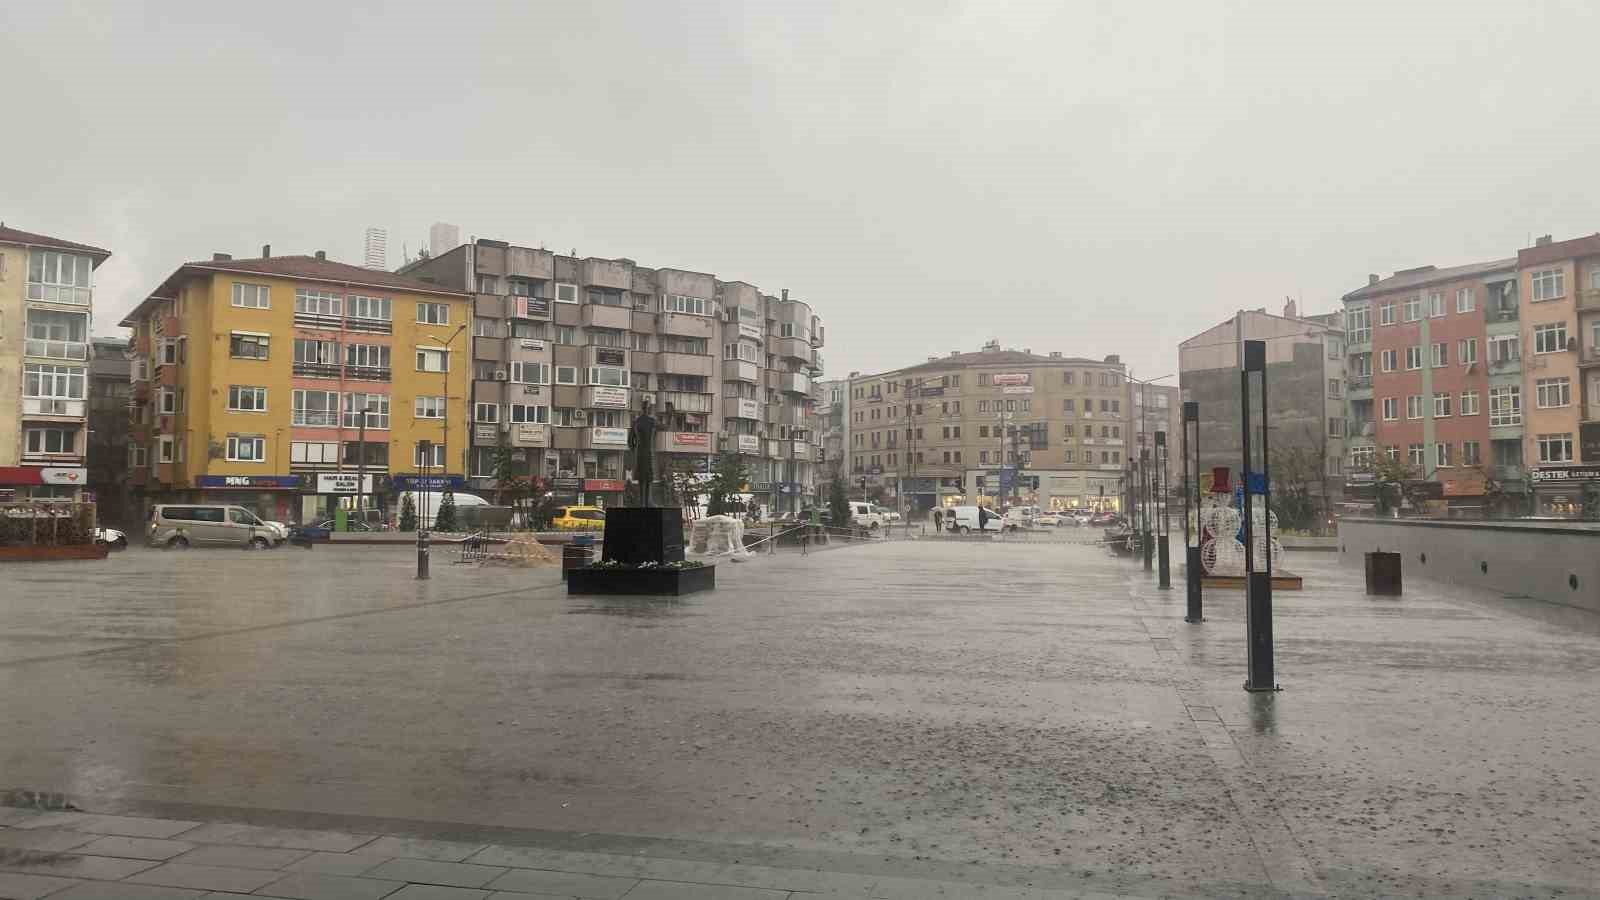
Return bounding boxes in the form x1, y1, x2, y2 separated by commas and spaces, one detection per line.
777, 482, 801, 495
918, 386, 945, 397
514, 424, 548, 447
391, 474, 467, 491
1002, 386, 1034, 395
592, 427, 629, 446
736, 434, 761, 453
594, 348, 627, 367
734, 398, 760, 420
0, 466, 89, 486
516, 297, 550, 319
316, 473, 375, 494
194, 474, 302, 489
474, 424, 498, 442
584, 478, 625, 492
992, 373, 1030, 386
671, 432, 710, 448
738, 322, 763, 342
1531, 466, 1600, 484
589, 386, 628, 408
552, 477, 584, 491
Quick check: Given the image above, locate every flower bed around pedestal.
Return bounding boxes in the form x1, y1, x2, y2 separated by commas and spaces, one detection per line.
566, 559, 716, 596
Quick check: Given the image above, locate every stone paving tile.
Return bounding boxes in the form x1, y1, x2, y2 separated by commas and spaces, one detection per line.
11, 813, 202, 838
365, 858, 506, 889
74, 835, 195, 860
386, 885, 492, 900
282, 852, 392, 877
0, 870, 82, 900
0, 850, 160, 880
361, 836, 486, 862
124, 861, 282, 893
252, 871, 407, 900
483, 867, 637, 898
867, 876, 1106, 899
618, 881, 787, 900
175, 824, 375, 853
485, 892, 586, 900
701, 863, 878, 896
171, 843, 310, 870
48, 882, 207, 899
0, 829, 98, 853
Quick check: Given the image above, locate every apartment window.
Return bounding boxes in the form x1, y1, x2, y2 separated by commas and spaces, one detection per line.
1382, 397, 1398, 420
1022, 399, 1032, 411
1328, 417, 1345, 438
414, 302, 449, 325
292, 389, 338, 426
1428, 291, 1445, 318
1347, 305, 1371, 343
415, 442, 446, 468
346, 344, 390, 369
1380, 349, 1397, 372
348, 294, 391, 321
1406, 395, 1423, 419
1490, 335, 1520, 363
1434, 392, 1451, 417
1100, 451, 1110, 464
1533, 323, 1568, 354
554, 283, 578, 303
942, 451, 951, 464
158, 435, 175, 463
1536, 377, 1571, 408
1462, 441, 1481, 465
415, 348, 449, 373
1489, 386, 1521, 426
295, 288, 342, 316
978, 425, 989, 438
1403, 296, 1422, 322
1063, 449, 1075, 462
658, 336, 707, 355
1436, 442, 1452, 467
26, 250, 93, 304
1456, 287, 1474, 313
129, 444, 149, 467
978, 400, 989, 413
664, 294, 710, 316
24, 363, 85, 400
414, 396, 445, 419
1061, 372, 1078, 385
1063, 423, 1074, 437
1350, 445, 1375, 469
230, 332, 269, 359
1460, 391, 1480, 416
511, 320, 548, 340
509, 361, 548, 384
1379, 301, 1396, 325
952, 401, 961, 414
1432, 342, 1447, 367
630, 332, 651, 351
160, 337, 180, 365
473, 317, 502, 338
941, 426, 950, 439
24, 427, 75, 455
587, 290, 625, 306
158, 387, 177, 414
1458, 338, 1478, 365
474, 402, 499, 423
1538, 433, 1574, 463
1405, 346, 1422, 370
954, 451, 962, 463
342, 393, 389, 428
227, 385, 267, 412
978, 373, 990, 386
294, 338, 337, 365
586, 365, 627, 387
1328, 378, 1342, 398
509, 404, 549, 424
232, 283, 270, 309
1531, 267, 1564, 301
555, 326, 576, 344
225, 434, 265, 462
1408, 443, 1425, 466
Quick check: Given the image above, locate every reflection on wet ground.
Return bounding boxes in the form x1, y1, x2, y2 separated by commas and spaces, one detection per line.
565, 596, 697, 618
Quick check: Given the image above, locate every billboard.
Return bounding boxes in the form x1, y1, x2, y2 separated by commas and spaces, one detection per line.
591, 427, 628, 446
594, 348, 627, 367
589, 387, 628, 408
672, 432, 711, 448
992, 373, 1031, 386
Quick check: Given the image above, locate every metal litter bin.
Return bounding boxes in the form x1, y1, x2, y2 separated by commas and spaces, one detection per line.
562, 535, 594, 580
1365, 551, 1402, 596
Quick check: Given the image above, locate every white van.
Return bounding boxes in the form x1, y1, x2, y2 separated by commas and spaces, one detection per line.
1003, 505, 1040, 530
848, 501, 883, 530
400, 491, 490, 530
946, 505, 1004, 535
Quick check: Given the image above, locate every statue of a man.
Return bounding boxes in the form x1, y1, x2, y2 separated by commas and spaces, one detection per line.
628, 398, 658, 506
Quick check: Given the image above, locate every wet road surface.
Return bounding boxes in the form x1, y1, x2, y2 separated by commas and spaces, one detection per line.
0, 540, 1596, 897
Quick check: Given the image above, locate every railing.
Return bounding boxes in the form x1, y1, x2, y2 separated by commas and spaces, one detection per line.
22, 398, 85, 417
23, 339, 88, 360
293, 311, 343, 329
1488, 307, 1519, 323
293, 362, 342, 379
345, 317, 393, 334
346, 366, 392, 382
292, 412, 339, 427
1348, 374, 1373, 389
659, 391, 712, 414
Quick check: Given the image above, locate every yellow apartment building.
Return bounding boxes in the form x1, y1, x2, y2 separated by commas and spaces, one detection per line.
120, 249, 471, 524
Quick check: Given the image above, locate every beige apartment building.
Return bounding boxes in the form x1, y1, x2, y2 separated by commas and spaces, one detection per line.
401, 240, 825, 513
846, 342, 1129, 513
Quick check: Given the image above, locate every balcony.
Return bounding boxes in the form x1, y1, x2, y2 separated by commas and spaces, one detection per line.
582, 303, 633, 330
23, 398, 86, 418
722, 359, 758, 382
1348, 374, 1373, 390
778, 372, 811, 395
1487, 306, 1520, 323
772, 336, 813, 364
581, 258, 631, 289
723, 397, 762, 420
345, 316, 392, 334
580, 385, 630, 409
293, 310, 343, 330
23, 339, 88, 360
1578, 289, 1600, 313
659, 352, 714, 377
768, 404, 805, 428
473, 337, 507, 363
659, 311, 715, 339
346, 366, 392, 383
1488, 357, 1522, 374
293, 361, 341, 379
658, 391, 712, 414
811, 323, 825, 348
811, 352, 824, 376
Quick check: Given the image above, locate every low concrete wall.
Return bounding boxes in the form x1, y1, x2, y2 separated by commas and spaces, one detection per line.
1337, 517, 1600, 613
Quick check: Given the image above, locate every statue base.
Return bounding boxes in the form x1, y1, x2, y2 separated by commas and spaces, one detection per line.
601, 507, 685, 566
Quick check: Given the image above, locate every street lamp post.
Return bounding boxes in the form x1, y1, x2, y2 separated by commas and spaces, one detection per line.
1141, 447, 1153, 571
1240, 340, 1277, 691
416, 439, 432, 579
418, 323, 467, 582
1182, 401, 1203, 622
1156, 430, 1170, 589
355, 402, 374, 529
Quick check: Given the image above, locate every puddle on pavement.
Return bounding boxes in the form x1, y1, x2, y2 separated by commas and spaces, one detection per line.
565, 596, 698, 618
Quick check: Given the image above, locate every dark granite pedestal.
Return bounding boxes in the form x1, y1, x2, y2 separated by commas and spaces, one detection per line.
567, 506, 714, 596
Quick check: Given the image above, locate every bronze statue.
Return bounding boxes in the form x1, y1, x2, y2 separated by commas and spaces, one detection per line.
627, 398, 658, 506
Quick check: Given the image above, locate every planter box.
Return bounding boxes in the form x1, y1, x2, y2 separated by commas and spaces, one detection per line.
568, 564, 715, 596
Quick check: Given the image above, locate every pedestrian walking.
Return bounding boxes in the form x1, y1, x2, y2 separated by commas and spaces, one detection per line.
933, 507, 944, 534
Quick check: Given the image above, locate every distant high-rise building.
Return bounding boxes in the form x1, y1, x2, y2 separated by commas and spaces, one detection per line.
429, 222, 460, 257
363, 227, 388, 270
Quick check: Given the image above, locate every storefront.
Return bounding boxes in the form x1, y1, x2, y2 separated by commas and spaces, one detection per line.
299, 472, 380, 526
0, 466, 90, 502
583, 478, 625, 508
1531, 466, 1600, 519
191, 475, 302, 523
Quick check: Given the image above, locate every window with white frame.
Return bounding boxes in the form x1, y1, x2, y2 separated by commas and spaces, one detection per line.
1328, 417, 1345, 437
1456, 287, 1474, 313
226, 434, 265, 462
227, 385, 266, 412
663, 294, 710, 316
290, 441, 339, 464
1350, 445, 1376, 469
723, 343, 760, 363
415, 348, 448, 372
415, 442, 445, 468
1328, 378, 1342, 398
1408, 443, 1425, 466
1405, 346, 1423, 370
1460, 391, 1480, 415
232, 283, 270, 309
1428, 291, 1445, 317
509, 404, 549, 424
474, 402, 499, 423
1406, 395, 1423, 419
555, 325, 576, 344
416, 302, 450, 325
555, 366, 577, 385
1535, 376, 1571, 408
26, 309, 87, 344
345, 343, 390, 369
1432, 342, 1447, 367
473, 316, 502, 338
292, 389, 339, 426
230, 332, 269, 359
1458, 338, 1478, 365
1436, 442, 1452, 467
554, 283, 578, 303
24, 427, 76, 455
414, 396, 445, 419
295, 288, 342, 316
1531, 267, 1564, 301
159, 435, 175, 463
508, 361, 548, 384
1347, 305, 1371, 342
132, 358, 148, 381
160, 337, 179, 365
1403, 296, 1422, 322
342, 393, 389, 428
24, 363, 85, 400
159, 387, 177, 414
27, 251, 93, 304
1538, 432, 1574, 463
586, 365, 627, 387
129, 444, 148, 467
1534, 322, 1568, 354
1489, 386, 1521, 426
1462, 441, 1481, 465
1379, 301, 1396, 325
1490, 334, 1520, 362
1380, 348, 1397, 372
294, 338, 337, 364
347, 294, 391, 321
630, 332, 650, 351
1382, 397, 1398, 420
587, 328, 626, 348
1434, 392, 1451, 417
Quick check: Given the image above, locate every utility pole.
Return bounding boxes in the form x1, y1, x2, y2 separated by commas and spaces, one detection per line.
355, 402, 372, 528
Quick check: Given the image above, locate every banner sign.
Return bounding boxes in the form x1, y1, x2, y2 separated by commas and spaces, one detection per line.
515, 424, 548, 447
391, 474, 466, 491
195, 474, 300, 489
1002, 386, 1034, 395
671, 432, 711, 448
738, 323, 763, 342
584, 478, 625, 492
516, 297, 550, 319
0, 466, 89, 486
589, 386, 628, 408
594, 348, 627, 367
591, 427, 628, 446
1531, 466, 1600, 484
474, 424, 498, 441
736, 434, 761, 453
316, 473, 375, 494
992, 373, 1031, 386
552, 477, 584, 491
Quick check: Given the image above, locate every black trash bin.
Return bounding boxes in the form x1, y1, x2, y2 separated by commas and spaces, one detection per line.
1365, 551, 1402, 596
562, 536, 593, 580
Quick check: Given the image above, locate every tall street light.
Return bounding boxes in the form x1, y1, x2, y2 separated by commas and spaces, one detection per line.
418, 321, 467, 581
1127, 372, 1174, 573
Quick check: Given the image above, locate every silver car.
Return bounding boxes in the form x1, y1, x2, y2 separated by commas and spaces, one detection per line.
147, 504, 281, 549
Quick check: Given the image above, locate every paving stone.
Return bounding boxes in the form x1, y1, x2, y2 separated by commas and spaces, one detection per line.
366, 858, 505, 888
11, 814, 201, 838
124, 861, 281, 893
0, 870, 82, 900
868, 876, 1063, 898
253, 871, 407, 900
484, 868, 636, 899
703, 863, 879, 896
0, 850, 161, 880
48, 883, 206, 899
172, 843, 309, 870
75, 836, 195, 860
174, 825, 374, 853
361, 836, 486, 862
619, 881, 787, 900
0, 830, 98, 853
386, 885, 491, 900
282, 852, 392, 877
486, 892, 586, 900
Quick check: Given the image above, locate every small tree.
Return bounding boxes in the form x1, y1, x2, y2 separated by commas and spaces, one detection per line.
828, 471, 850, 527
399, 493, 417, 532
434, 487, 458, 533
705, 453, 749, 517
1583, 482, 1600, 522
1372, 453, 1414, 516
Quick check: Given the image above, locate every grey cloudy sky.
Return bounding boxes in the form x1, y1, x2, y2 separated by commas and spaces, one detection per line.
6, 0, 1600, 379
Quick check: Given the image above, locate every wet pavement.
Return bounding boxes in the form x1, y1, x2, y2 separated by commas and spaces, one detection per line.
0, 540, 1597, 897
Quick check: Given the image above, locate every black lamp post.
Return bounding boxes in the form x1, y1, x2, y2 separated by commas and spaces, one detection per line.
1182, 401, 1203, 622
1140, 447, 1153, 571
416, 439, 432, 581
1240, 340, 1277, 691
1155, 430, 1170, 589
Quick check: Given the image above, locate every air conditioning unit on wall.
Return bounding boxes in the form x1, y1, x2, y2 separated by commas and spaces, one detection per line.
493, 370, 508, 381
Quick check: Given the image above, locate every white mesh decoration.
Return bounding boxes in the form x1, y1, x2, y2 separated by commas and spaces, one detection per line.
1202, 504, 1239, 538
1200, 538, 1220, 573
1202, 537, 1247, 575
691, 515, 752, 559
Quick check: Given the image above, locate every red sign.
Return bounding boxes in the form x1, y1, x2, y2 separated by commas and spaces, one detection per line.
0, 466, 87, 486
671, 432, 710, 448
583, 478, 625, 492
992, 373, 1030, 386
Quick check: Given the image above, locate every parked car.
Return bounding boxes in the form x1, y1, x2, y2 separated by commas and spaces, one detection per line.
315, 519, 376, 532
848, 501, 884, 530
1070, 511, 1094, 527
1033, 512, 1065, 527
94, 527, 127, 549
874, 505, 902, 524
147, 504, 283, 549
1089, 511, 1121, 527
551, 505, 606, 529
946, 505, 1004, 535
1003, 506, 1039, 530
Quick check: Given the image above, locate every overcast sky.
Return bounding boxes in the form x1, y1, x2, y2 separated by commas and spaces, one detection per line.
6, 0, 1600, 380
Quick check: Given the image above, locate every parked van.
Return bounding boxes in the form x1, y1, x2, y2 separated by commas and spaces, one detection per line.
946, 505, 1004, 535
848, 501, 883, 530
397, 491, 490, 530
1003, 505, 1040, 530
147, 504, 283, 549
